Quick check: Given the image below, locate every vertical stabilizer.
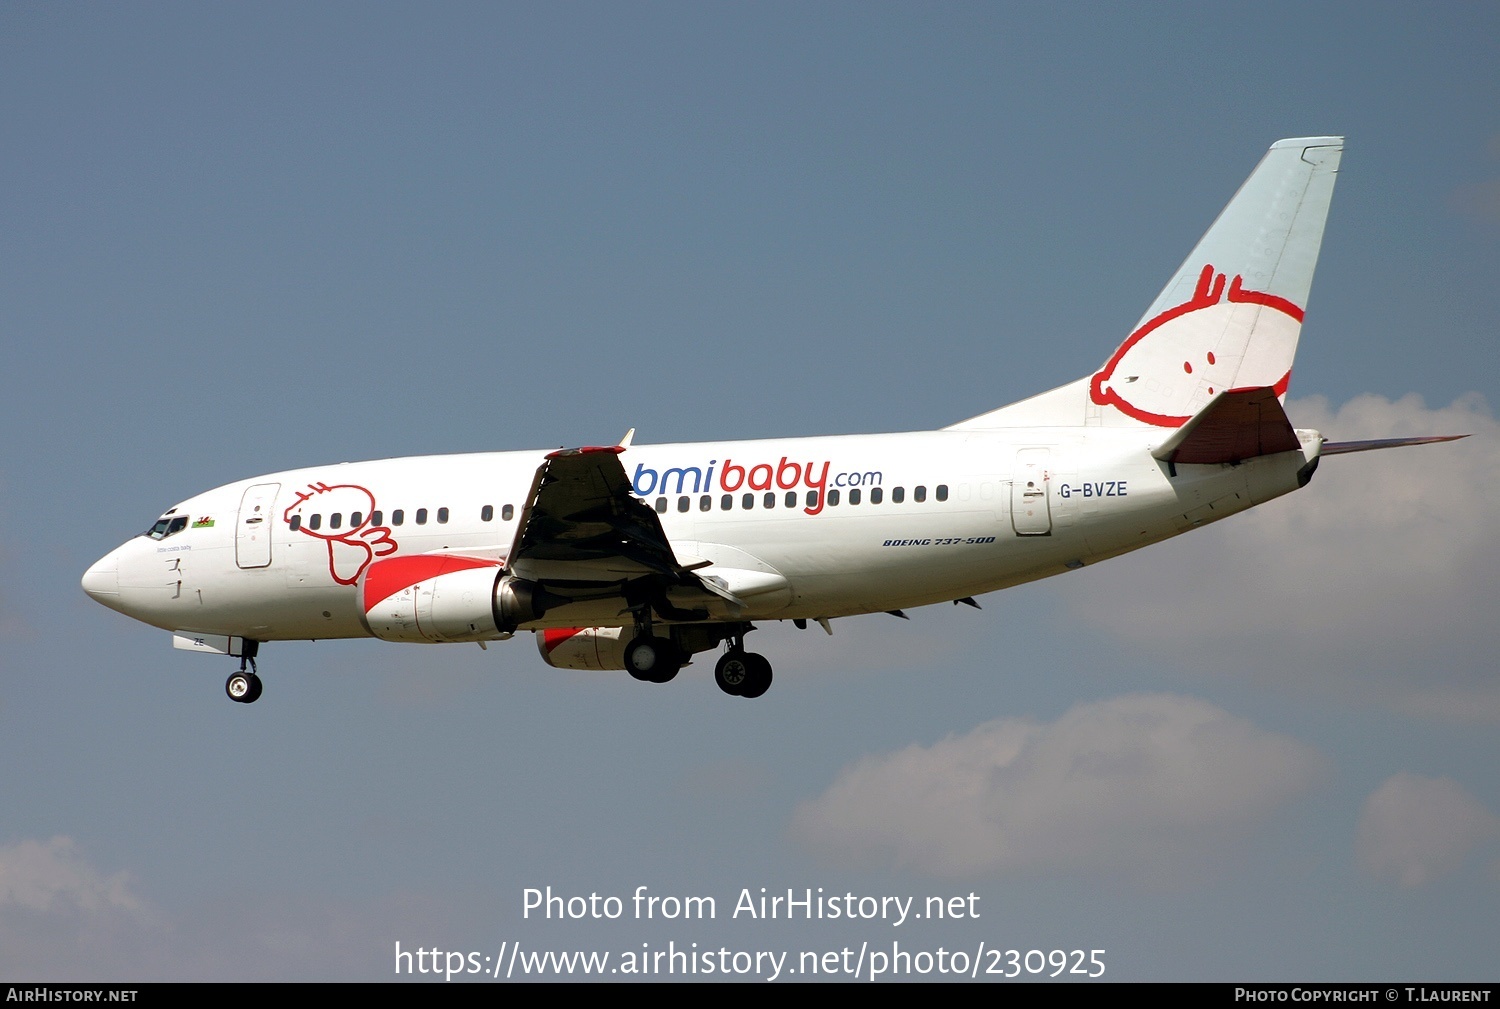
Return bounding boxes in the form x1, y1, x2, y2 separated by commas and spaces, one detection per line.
1089, 137, 1342, 428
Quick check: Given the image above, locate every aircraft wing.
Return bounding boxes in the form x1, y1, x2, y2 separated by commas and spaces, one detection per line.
508, 446, 678, 580
505, 445, 735, 618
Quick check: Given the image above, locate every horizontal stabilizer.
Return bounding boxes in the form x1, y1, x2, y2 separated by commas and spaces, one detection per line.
1322, 435, 1468, 455
1152, 387, 1301, 465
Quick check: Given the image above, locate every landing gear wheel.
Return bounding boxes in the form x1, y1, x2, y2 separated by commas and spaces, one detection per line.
226, 671, 262, 704
715, 650, 755, 696
738, 653, 773, 699
625, 635, 681, 684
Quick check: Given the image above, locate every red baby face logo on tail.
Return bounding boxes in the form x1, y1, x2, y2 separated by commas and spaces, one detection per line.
283, 482, 398, 585
1090, 264, 1304, 427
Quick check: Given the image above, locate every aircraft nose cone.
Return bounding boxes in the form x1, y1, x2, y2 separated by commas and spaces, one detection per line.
82, 551, 122, 610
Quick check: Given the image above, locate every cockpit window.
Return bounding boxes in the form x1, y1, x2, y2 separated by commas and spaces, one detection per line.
146, 515, 190, 540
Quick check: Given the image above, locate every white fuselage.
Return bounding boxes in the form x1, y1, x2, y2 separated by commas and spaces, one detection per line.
82, 426, 1319, 643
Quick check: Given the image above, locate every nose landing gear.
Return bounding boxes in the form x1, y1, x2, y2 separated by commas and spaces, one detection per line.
226, 670, 262, 703
225, 641, 262, 704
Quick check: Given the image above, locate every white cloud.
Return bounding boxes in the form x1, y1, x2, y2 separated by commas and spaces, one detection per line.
1061, 393, 1500, 719
1356, 773, 1499, 888
790, 693, 1322, 878
0, 835, 143, 915
0, 835, 450, 980
0, 836, 163, 978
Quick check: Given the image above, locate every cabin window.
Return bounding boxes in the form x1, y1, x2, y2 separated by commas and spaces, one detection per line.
699, 495, 711, 512
677, 496, 690, 513
288, 515, 302, 531
308, 514, 322, 531
763, 492, 776, 509
371, 510, 383, 526
721, 494, 733, 511
391, 509, 404, 526
329, 513, 342, 530
415, 508, 428, 525
350, 510, 363, 527
806, 490, 819, 509
742, 493, 754, 510
785, 491, 797, 509
437, 507, 449, 524
914, 485, 926, 502
828, 489, 840, 506
892, 487, 904, 504
870, 487, 883, 505
936, 484, 949, 501
502, 504, 514, 521
481, 505, 493, 522
849, 488, 862, 505
655, 497, 667, 514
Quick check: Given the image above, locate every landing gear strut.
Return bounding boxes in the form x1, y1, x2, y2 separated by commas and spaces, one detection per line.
226, 641, 262, 704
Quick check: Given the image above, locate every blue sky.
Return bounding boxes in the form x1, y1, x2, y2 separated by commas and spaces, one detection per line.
2, 2, 1498, 980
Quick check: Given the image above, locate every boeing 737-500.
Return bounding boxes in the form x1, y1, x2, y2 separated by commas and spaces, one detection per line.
81, 137, 1462, 703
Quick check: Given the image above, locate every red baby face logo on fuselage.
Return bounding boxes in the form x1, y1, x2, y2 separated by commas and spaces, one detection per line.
1090, 264, 1304, 427
283, 482, 398, 586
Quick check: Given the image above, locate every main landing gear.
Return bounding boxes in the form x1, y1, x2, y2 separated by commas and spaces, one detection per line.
622, 612, 775, 697
623, 633, 684, 684
714, 649, 772, 698
225, 641, 262, 704
713, 625, 772, 698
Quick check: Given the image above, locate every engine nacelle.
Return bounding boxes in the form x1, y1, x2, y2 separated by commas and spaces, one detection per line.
359, 555, 546, 643
535, 627, 630, 670
535, 624, 730, 671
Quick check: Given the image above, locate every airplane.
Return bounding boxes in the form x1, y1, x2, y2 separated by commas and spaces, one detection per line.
81, 136, 1464, 704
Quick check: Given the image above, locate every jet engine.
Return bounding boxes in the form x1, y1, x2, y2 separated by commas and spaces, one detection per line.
535, 626, 630, 670
358, 554, 545, 643
535, 624, 729, 671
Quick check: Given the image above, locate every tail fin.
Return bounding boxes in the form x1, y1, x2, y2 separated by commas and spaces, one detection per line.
949, 137, 1343, 431
1089, 137, 1343, 427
